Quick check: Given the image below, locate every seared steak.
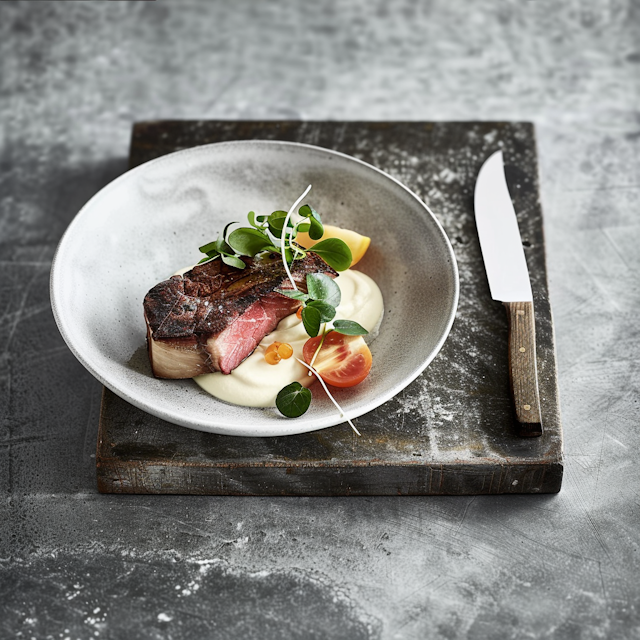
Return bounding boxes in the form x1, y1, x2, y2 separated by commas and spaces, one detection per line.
144, 252, 337, 378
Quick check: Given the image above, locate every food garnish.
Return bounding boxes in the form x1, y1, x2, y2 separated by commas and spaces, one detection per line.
264, 342, 293, 364
302, 332, 373, 388
295, 224, 371, 267
197, 185, 352, 275
275, 381, 312, 419
149, 185, 377, 433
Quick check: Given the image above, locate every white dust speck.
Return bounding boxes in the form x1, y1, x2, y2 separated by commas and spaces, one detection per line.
484, 130, 498, 144
236, 521, 244, 530
233, 536, 249, 549
439, 168, 458, 183
157, 613, 173, 622
512, 480, 519, 486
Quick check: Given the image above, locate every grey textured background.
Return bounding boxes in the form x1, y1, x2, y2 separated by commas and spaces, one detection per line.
1, 1, 639, 638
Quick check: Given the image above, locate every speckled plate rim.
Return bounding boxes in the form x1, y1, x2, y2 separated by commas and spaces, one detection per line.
50, 140, 459, 436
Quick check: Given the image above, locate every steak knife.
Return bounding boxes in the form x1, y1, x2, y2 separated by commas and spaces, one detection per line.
474, 150, 543, 437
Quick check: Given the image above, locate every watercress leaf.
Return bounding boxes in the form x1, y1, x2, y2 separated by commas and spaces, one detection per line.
306, 273, 341, 307
298, 204, 313, 218
256, 214, 269, 223
274, 289, 310, 302
202, 247, 220, 260
199, 241, 218, 254
228, 228, 272, 256
276, 382, 312, 418
333, 319, 369, 336
309, 238, 352, 271
308, 215, 324, 241
301, 305, 322, 337
297, 222, 311, 233
222, 221, 237, 241
306, 300, 336, 323
198, 255, 218, 264
215, 235, 233, 255
247, 211, 259, 228
220, 254, 246, 269
268, 211, 294, 236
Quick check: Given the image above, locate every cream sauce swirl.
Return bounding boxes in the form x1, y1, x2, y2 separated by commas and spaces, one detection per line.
194, 269, 384, 407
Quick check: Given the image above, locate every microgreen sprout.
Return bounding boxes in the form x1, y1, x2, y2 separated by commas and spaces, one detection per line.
197, 186, 352, 279
196, 188, 368, 430
294, 358, 361, 436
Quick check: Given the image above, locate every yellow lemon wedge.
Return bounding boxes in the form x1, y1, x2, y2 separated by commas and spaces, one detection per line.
296, 225, 371, 267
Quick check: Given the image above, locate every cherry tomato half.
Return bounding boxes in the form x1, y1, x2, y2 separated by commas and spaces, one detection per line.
302, 331, 372, 388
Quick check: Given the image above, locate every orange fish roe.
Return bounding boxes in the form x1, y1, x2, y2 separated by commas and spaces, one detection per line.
265, 342, 281, 355
277, 343, 293, 359
265, 350, 281, 365
264, 341, 293, 364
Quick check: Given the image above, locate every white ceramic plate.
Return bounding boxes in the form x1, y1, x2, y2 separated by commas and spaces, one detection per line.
51, 141, 458, 437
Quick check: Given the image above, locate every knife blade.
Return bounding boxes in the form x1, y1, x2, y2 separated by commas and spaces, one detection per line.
474, 150, 543, 437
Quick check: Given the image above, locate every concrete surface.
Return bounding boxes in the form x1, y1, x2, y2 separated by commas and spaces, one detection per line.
1, 1, 639, 638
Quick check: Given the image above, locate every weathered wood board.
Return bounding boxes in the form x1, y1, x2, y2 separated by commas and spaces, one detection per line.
96, 121, 563, 495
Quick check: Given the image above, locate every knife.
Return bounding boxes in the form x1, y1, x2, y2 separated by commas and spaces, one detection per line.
474, 150, 543, 437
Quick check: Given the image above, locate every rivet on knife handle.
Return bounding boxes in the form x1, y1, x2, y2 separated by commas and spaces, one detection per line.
504, 301, 542, 436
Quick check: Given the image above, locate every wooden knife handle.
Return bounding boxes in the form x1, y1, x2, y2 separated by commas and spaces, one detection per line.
503, 301, 543, 437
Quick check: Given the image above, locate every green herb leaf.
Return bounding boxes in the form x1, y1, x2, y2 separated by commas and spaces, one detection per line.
199, 241, 218, 254
333, 319, 369, 336
308, 215, 324, 240
309, 238, 352, 271
307, 300, 336, 323
274, 289, 310, 302
222, 221, 237, 240
268, 211, 293, 236
220, 254, 246, 269
247, 211, 261, 229
306, 273, 341, 307
215, 236, 232, 255
228, 228, 273, 256
297, 222, 311, 233
299, 204, 324, 240
198, 254, 218, 264
301, 305, 322, 337
276, 382, 312, 418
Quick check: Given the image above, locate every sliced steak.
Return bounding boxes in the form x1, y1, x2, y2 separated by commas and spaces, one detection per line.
144, 252, 336, 378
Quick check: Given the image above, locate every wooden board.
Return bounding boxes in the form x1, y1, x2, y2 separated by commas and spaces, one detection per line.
96, 121, 563, 495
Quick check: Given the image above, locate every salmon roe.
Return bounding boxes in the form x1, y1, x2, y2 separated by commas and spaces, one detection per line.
265, 342, 281, 354
265, 350, 281, 365
296, 306, 303, 320
264, 341, 293, 364
277, 343, 293, 359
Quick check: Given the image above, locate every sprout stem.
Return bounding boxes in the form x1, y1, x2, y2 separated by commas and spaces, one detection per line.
295, 357, 361, 436
308, 325, 328, 374
281, 185, 312, 291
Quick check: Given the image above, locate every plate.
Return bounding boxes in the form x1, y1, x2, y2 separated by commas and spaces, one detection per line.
50, 141, 459, 437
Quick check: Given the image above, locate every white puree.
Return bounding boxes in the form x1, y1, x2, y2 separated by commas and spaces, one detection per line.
193, 269, 384, 407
